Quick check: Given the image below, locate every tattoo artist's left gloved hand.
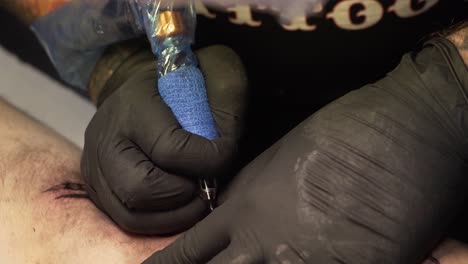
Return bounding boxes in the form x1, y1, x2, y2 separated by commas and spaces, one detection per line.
81, 45, 248, 235
144, 38, 468, 263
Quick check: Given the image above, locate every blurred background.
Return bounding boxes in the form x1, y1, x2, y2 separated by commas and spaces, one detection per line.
0, 9, 95, 148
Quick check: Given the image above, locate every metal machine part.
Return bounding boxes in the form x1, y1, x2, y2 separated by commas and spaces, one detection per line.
199, 178, 217, 211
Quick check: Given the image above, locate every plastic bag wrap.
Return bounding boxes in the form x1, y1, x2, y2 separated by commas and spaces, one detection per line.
32, 0, 138, 89
31, 0, 196, 90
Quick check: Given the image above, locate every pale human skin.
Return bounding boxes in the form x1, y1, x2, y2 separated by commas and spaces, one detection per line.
0, 94, 466, 264
425, 240, 468, 264
0, 98, 178, 264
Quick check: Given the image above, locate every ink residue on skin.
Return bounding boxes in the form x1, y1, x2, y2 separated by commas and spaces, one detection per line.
43, 182, 89, 200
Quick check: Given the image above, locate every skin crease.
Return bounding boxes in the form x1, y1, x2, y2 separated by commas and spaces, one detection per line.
0, 98, 178, 264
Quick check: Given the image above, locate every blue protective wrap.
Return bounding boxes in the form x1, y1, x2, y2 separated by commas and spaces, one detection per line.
158, 65, 218, 140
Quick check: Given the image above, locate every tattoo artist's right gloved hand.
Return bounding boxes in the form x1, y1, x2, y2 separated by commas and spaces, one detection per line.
81, 45, 248, 235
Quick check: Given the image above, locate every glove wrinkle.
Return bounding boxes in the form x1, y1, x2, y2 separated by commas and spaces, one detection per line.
144, 37, 468, 263
81, 45, 248, 235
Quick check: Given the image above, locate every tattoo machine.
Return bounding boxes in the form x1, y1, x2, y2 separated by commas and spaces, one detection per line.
30, 0, 218, 211
145, 0, 218, 211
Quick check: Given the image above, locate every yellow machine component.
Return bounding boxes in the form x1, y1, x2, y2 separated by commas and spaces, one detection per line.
155, 10, 185, 39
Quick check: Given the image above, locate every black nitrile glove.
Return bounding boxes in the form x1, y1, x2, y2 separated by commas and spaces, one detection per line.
143, 38, 468, 263
81, 45, 248, 235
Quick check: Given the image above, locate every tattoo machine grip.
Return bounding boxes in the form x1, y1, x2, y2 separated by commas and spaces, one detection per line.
153, 9, 218, 140
152, 6, 219, 210
158, 66, 218, 140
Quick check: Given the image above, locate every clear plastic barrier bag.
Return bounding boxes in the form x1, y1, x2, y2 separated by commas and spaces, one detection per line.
31, 0, 197, 90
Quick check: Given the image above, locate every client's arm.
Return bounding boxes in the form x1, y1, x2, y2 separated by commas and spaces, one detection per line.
0, 98, 177, 264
